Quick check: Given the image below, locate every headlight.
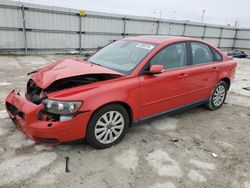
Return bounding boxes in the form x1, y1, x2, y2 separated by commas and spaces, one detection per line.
43, 99, 82, 115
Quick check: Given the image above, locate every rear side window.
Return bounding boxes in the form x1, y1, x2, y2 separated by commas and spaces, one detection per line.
191, 42, 213, 65
211, 48, 223, 62
150, 42, 187, 70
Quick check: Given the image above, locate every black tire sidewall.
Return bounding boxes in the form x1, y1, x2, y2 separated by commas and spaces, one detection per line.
86, 104, 129, 149
209, 81, 228, 110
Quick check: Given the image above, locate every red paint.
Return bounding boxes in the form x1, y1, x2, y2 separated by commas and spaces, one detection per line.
32, 58, 123, 89
149, 65, 164, 74
5, 37, 237, 144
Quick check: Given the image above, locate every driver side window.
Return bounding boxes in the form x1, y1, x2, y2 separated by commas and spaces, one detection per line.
150, 42, 187, 70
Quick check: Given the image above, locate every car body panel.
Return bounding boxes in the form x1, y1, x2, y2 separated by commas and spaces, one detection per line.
6, 90, 92, 143
32, 58, 123, 89
138, 67, 191, 118
5, 36, 237, 144
184, 63, 218, 103
47, 76, 141, 120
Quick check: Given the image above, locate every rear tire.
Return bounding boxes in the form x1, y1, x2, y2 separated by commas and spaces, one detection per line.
86, 104, 129, 149
205, 81, 228, 111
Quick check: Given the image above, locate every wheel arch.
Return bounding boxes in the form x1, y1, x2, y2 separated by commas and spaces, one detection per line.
89, 101, 134, 126
220, 77, 231, 90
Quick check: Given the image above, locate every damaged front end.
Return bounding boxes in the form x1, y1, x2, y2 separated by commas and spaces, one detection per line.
5, 59, 123, 144
5, 89, 90, 144
25, 73, 120, 103
25, 73, 121, 122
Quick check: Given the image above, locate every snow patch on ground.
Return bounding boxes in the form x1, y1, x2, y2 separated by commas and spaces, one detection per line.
0, 120, 14, 136
115, 148, 139, 171
0, 152, 57, 186
0, 57, 21, 69
0, 127, 9, 137
34, 162, 63, 185
142, 123, 152, 130
17, 56, 50, 65
6, 130, 35, 149
35, 172, 57, 185
56, 145, 71, 151
227, 94, 250, 107
0, 110, 8, 119
245, 182, 250, 188
146, 150, 182, 177
0, 120, 15, 129
151, 117, 177, 130
150, 181, 176, 188
190, 159, 216, 170
25, 139, 36, 147
0, 147, 4, 154
217, 141, 233, 148
29, 61, 48, 65
0, 82, 12, 87
188, 169, 207, 182
35, 144, 54, 151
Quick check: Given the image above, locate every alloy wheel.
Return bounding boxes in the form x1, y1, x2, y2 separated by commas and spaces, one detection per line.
94, 110, 125, 144
213, 85, 226, 106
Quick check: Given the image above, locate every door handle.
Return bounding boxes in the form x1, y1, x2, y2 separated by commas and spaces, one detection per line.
178, 73, 188, 79
211, 67, 219, 72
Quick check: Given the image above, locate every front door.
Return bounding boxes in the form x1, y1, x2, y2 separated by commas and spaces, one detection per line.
139, 42, 191, 118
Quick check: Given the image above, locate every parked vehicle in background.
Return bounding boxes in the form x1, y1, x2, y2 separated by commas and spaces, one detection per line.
227, 50, 248, 58
5, 36, 237, 149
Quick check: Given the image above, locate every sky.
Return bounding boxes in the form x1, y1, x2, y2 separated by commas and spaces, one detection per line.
14, 0, 250, 27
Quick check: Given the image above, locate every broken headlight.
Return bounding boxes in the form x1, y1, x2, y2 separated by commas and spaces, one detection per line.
43, 99, 82, 115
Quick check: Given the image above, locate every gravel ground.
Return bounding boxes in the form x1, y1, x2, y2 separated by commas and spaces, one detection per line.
0, 55, 250, 188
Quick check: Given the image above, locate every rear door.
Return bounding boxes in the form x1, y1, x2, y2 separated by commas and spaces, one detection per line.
185, 42, 220, 103
138, 42, 191, 118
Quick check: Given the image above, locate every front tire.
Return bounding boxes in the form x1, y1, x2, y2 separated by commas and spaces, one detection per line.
206, 81, 228, 111
86, 104, 129, 149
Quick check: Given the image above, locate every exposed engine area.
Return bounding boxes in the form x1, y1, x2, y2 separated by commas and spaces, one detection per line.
45, 74, 120, 92
26, 79, 44, 104
25, 74, 120, 105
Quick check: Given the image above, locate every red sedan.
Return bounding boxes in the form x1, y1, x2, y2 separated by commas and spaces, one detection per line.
5, 36, 237, 148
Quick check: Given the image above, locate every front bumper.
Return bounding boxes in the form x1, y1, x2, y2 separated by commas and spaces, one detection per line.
5, 90, 92, 144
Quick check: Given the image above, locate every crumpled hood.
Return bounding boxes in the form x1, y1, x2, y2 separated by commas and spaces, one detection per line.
31, 58, 123, 89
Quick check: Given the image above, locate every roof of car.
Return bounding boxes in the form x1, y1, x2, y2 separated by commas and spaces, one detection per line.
123, 35, 202, 44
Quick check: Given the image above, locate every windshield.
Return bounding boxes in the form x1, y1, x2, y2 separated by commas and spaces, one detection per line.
89, 40, 156, 74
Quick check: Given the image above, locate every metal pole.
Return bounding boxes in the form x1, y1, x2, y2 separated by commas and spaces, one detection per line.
232, 29, 238, 50
182, 24, 186, 36
234, 21, 238, 28
218, 27, 223, 48
123, 17, 127, 37
79, 15, 82, 54
156, 20, 160, 35
156, 10, 162, 35
21, 5, 27, 55
169, 22, 173, 36
202, 25, 206, 40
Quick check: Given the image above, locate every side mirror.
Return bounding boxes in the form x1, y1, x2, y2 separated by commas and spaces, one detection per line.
146, 65, 164, 74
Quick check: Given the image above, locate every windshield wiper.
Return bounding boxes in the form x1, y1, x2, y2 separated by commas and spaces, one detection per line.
89, 61, 104, 67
